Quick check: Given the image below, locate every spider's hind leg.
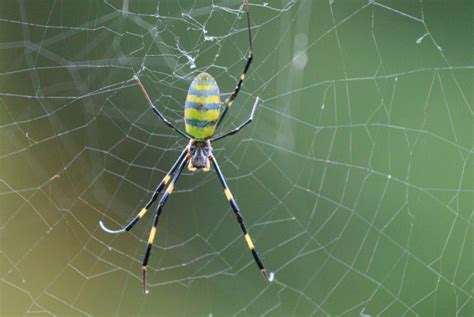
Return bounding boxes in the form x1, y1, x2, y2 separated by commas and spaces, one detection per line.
210, 154, 274, 282
141, 156, 188, 294
99, 149, 188, 234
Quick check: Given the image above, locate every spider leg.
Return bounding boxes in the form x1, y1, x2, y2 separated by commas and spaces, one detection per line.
210, 155, 274, 282
99, 149, 188, 234
142, 156, 188, 294
211, 97, 258, 142
134, 75, 190, 139
216, 0, 253, 129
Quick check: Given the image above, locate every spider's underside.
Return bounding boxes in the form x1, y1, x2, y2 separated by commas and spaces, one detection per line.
99, 0, 274, 294
187, 139, 212, 171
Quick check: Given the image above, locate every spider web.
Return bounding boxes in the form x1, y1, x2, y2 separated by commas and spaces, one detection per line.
0, 0, 472, 316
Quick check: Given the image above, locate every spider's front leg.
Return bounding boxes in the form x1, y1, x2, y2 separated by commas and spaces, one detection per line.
134, 75, 190, 139
216, 0, 254, 129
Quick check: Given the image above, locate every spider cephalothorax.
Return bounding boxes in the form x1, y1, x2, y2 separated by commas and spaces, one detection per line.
187, 139, 211, 171
99, 0, 273, 295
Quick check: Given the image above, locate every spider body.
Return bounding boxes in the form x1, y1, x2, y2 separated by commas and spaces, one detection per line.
184, 72, 221, 140
100, 0, 273, 294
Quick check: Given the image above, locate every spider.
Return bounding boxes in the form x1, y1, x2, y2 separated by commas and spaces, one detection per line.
99, 0, 274, 294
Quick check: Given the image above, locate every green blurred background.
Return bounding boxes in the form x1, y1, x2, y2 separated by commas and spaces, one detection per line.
0, 0, 472, 316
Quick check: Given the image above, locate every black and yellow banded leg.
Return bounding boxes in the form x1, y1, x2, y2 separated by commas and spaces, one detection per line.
216, 0, 254, 129
142, 157, 187, 294
99, 149, 187, 234
211, 97, 259, 142
210, 155, 274, 282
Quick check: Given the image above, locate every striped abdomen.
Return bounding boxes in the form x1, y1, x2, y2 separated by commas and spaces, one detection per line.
185, 73, 221, 140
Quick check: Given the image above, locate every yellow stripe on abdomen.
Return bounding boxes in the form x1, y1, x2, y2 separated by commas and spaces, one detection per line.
186, 95, 220, 104
185, 108, 220, 122
193, 84, 217, 91
185, 125, 216, 139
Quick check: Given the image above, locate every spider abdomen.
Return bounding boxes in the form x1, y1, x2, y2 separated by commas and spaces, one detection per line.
184, 72, 221, 140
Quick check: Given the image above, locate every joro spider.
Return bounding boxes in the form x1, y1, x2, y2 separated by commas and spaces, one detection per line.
99, 0, 274, 294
